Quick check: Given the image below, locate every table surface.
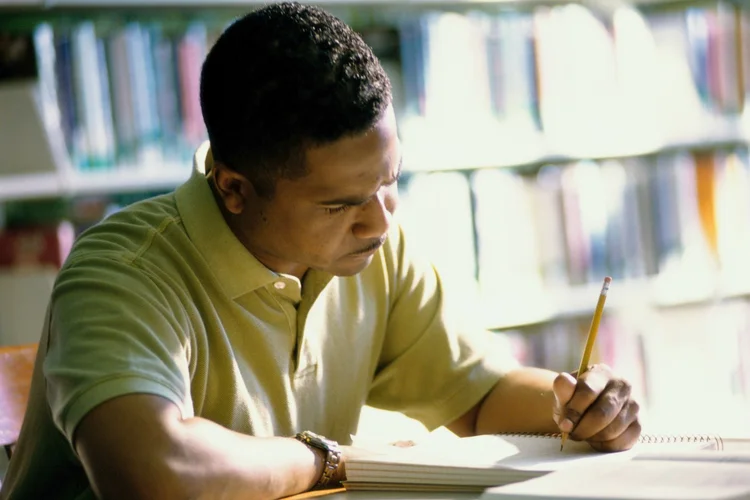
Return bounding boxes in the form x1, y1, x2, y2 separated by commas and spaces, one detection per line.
286, 488, 481, 500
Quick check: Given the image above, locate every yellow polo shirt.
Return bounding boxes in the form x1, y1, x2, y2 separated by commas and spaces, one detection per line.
1, 143, 515, 500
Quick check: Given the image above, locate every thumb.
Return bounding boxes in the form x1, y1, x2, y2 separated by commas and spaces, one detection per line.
552, 372, 577, 423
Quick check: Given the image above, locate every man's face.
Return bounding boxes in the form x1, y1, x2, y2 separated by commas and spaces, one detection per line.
234, 105, 401, 278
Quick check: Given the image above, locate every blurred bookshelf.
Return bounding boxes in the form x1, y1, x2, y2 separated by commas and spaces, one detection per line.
1, 0, 750, 434
0, 0, 681, 8
0, 0, 43, 5
0, 166, 190, 202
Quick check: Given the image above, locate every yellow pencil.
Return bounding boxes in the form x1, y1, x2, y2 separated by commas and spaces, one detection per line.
560, 276, 612, 451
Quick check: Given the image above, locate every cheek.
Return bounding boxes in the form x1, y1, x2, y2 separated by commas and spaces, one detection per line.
303, 214, 355, 251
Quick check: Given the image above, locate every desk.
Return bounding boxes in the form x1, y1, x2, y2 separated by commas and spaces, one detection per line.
286, 488, 481, 500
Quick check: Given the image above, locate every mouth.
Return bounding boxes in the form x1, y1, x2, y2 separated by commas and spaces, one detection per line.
351, 235, 387, 256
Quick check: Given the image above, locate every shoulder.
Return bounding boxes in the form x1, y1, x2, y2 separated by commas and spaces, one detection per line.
60, 192, 198, 287
56, 193, 191, 307
65, 193, 182, 267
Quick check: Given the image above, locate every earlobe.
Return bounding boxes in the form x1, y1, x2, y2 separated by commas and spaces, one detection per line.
212, 163, 249, 215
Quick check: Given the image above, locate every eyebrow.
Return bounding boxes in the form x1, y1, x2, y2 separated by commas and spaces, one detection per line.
320, 157, 403, 206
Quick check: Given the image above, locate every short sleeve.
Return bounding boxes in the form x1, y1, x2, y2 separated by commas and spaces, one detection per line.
367, 226, 519, 431
44, 255, 194, 446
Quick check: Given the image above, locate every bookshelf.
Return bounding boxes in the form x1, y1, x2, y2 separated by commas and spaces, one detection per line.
1, 0, 748, 196
0, 0, 650, 8
2, 131, 748, 203
0, 0, 42, 5
0, 173, 62, 201
0, 166, 191, 202
480, 271, 750, 331
0, 0, 727, 7
401, 121, 750, 173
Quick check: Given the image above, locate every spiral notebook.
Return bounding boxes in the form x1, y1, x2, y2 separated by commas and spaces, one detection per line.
343, 432, 730, 493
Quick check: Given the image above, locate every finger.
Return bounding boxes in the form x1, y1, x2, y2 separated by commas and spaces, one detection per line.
588, 419, 642, 453
551, 372, 576, 427
585, 398, 640, 443
560, 366, 611, 434
571, 379, 632, 441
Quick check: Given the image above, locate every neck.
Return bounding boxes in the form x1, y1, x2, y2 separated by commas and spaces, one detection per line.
209, 180, 309, 280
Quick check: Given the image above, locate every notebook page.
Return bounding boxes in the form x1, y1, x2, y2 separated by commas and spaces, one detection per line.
345, 434, 734, 490
492, 434, 720, 472
480, 460, 750, 500
347, 434, 596, 469
346, 434, 718, 474
344, 435, 609, 486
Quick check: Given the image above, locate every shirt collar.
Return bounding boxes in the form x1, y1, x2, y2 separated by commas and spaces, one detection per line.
175, 141, 279, 300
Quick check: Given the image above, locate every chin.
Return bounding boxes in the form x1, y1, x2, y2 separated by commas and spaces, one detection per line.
328, 254, 375, 277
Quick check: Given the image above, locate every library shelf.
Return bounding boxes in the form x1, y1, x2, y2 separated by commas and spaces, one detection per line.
67, 165, 192, 196
0, 164, 191, 202
0, 172, 63, 202
0, 0, 697, 9
0, 0, 42, 5
400, 118, 750, 173
1, 125, 747, 202
0, 0, 591, 9
481, 273, 750, 331
478, 280, 648, 331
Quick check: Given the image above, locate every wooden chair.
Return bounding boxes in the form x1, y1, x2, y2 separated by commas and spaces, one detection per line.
0, 343, 37, 459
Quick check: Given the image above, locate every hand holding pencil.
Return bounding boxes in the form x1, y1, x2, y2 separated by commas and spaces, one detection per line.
560, 276, 611, 450
551, 277, 643, 453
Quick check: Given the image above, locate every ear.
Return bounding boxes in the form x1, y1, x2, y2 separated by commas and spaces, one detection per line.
210, 162, 254, 215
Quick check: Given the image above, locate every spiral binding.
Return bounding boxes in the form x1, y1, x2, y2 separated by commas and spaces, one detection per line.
499, 432, 561, 439
637, 434, 723, 450
498, 432, 724, 450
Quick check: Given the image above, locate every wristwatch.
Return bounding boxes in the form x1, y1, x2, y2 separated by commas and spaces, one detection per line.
295, 430, 342, 488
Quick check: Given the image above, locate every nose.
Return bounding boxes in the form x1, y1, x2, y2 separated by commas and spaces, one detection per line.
352, 187, 396, 239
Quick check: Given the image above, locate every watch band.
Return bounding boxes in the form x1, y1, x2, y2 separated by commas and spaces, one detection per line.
295, 430, 342, 488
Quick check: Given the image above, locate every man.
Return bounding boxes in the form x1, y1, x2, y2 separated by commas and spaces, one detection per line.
1, 3, 640, 499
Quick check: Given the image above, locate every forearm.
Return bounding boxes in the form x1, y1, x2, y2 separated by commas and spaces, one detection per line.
77, 395, 330, 500
165, 417, 325, 500
474, 367, 560, 435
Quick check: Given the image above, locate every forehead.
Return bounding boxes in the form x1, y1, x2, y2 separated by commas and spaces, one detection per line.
297, 110, 400, 194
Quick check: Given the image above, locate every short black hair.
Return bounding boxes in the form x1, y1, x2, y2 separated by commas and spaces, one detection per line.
200, 2, 392, 196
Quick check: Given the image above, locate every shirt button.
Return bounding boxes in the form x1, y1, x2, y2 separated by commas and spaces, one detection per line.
274, 281, 286, 290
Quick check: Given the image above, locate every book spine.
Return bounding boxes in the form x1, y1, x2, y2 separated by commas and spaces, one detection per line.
0, 222, 75, 269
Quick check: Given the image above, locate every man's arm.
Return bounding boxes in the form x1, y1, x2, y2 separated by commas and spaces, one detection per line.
446, 367, 558, 437
447, 365, 641, 452
74, 394, 333, 500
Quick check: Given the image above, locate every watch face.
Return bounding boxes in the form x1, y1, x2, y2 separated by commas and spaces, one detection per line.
299, 431, 340, 452
304, 431, 335, 449
305, 431, 324, 441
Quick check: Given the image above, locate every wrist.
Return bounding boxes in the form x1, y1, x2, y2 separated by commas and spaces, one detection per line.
295, 431, 342, 489
308, 446, 328, 486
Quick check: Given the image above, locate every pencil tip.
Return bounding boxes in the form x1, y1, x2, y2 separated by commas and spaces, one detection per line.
560, 444, 564, 451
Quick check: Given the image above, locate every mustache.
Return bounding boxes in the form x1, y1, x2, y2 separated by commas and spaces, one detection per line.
353, 235, 387, 255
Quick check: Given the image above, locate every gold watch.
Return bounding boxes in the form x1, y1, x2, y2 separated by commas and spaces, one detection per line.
295, 430, 342, 488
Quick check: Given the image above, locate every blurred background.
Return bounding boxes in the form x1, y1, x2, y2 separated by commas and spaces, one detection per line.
1, 0, 749, 448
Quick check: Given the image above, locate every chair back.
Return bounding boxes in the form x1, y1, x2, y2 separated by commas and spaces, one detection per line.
0, 343, 37, 458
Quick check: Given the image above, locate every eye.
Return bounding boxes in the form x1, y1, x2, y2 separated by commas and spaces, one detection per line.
386, 171, 401, 187
324, 205, 350, 215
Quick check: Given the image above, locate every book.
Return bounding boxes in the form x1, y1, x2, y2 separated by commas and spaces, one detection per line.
480, 449, 750, 500
343, 432, 733, 493
0, 222, 75, 345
